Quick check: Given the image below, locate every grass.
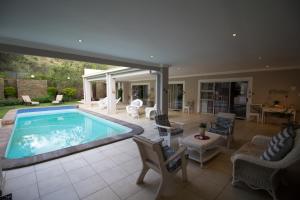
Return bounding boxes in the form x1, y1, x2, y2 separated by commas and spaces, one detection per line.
0, 101, 79, 119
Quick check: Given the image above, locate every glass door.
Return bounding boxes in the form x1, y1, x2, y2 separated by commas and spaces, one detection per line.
168, 84, 184, 110
214, 82, 230, 113
132, 85, 148, 105
199, 82, 215, 113
230, 81, 248, 118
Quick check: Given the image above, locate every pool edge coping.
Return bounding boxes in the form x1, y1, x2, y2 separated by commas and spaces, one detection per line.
1, 107, 144, 170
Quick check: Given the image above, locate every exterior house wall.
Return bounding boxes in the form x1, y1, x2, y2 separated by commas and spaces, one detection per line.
17, 79, 48, 99
95, 81, 106, 100
0, 78, 4, 99
170, 69, 300, 120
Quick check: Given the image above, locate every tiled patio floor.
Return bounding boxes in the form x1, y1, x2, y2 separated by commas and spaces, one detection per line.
2, 106, 278, 200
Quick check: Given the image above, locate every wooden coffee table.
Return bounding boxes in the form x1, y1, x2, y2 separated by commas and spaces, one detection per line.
180, 131, 222, 167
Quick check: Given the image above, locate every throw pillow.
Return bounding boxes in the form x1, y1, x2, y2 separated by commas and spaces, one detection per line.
261, 136, 294, 161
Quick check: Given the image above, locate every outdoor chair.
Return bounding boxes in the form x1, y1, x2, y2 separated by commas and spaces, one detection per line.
52, 95, 63, 104
133, 135, 187, 200
21, 95, 39, 105
145, 104, 157, 119
97, 97, 108, 109
231, 127, 300, 200
208, 112, 236, 148
248, 104, 263, 123
126, 99, 143, 118
154, 114, 184, 147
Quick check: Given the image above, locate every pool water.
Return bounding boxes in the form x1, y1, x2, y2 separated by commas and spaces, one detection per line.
5, 109, 131, 159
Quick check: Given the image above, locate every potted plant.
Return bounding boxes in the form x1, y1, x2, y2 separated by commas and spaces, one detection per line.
199, 123, 207, 136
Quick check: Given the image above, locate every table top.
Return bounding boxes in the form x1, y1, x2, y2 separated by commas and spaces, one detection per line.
181, 131, 222, 149
262, 107, 295, 114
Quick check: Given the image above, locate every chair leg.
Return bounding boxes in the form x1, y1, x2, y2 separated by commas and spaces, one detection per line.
136, 166, 149, 184
155, 175, 167, 200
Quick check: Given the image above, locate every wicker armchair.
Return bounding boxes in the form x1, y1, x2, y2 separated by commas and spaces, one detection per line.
231, 129, 300, 199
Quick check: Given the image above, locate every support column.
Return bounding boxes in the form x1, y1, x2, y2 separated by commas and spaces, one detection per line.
156, 66, 169, 115
106, 73, 116, 114
83, 78, 92, 104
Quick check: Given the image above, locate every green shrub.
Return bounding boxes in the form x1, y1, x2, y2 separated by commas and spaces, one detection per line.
4, 86, 17, 98
47, 87, 57, 97
0, 99, 22, 106
62, 87, 77, 101
32, 96, 52, 103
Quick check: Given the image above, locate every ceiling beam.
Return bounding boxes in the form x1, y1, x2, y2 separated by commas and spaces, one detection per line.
0, 41, 163, 71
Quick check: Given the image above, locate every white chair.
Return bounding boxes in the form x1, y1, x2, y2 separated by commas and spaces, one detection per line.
248, 104, 262, 123
97, 97, 108, 109
145, 104, 157, 119
52, 95, 63, 104
126, 99, 143, 118
21, 95, 39, 105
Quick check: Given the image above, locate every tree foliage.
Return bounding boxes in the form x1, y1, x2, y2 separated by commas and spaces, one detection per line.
0, 52, 111, 91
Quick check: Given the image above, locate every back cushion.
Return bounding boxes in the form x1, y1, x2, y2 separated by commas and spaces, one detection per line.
216, 117, 232, 128
261, 126, 295, 161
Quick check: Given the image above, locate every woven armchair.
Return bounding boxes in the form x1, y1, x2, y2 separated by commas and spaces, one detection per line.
231, 129, 300, 199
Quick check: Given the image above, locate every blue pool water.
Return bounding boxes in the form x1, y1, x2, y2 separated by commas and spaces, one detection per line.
5, 108, 131, 159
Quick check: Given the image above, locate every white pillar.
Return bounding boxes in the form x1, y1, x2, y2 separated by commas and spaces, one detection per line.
83, 78, 92, 104
106, 73, 116, 114
156, 66, 169, 115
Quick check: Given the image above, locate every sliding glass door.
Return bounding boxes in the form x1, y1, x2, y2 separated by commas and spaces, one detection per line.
199, 80, 249, 118
132, 84, 148, 104
168, 83, 184, 110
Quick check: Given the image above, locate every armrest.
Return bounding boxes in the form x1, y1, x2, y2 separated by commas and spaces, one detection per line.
154, 123, 173, 130
164, 146, 187, 165
251, 135, 271, 146
231, 153, 287, 169
170, 121, 184, 129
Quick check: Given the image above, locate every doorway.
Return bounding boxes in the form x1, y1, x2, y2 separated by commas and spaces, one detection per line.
198, 78, 252, 119
168, 81, 185, 111
131, 83, 149, 105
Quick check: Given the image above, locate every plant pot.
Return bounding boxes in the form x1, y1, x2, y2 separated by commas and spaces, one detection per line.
199, 128, 206, 136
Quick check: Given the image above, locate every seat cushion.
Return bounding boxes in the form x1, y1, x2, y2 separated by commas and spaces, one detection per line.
161, 146, 181, 172
235, 142, 268, 158
208, 126, 229, 135
159, 128, 183, 137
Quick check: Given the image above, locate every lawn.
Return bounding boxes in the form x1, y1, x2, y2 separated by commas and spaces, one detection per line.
0, 101, 79, 119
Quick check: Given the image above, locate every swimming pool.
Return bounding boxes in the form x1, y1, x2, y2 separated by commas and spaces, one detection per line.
5, 107, 132, 159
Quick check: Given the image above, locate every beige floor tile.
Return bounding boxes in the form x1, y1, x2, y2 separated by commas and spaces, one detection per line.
67, 165, 96, 183
82, 187, 120, 200
4, 166, 34, 180
122, 157, 142, 174
61, 158, 88, 172
6, 183, 39, 200
38, 173, 71, 196
73, 174, 107, 199
34, 159, 61, 172
216, 183, 272, 200
36, 164, 65, 182
110, 174, 143, 199
110, 152, 135, 165
41, 185, 79, 200
99, 166, 129, 184
4, 172, 36, 192
91, 158, 117, 173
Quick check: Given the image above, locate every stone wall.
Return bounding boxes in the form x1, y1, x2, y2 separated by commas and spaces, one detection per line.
0, 78, 4, 99
17, 79, 47, 99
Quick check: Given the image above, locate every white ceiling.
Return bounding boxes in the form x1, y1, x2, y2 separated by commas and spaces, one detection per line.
0, 0, 300, 76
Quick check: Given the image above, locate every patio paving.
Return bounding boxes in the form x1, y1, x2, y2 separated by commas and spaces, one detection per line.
2, 105, 277, 200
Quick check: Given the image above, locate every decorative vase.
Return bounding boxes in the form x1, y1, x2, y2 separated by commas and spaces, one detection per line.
199, 127, 206, 137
